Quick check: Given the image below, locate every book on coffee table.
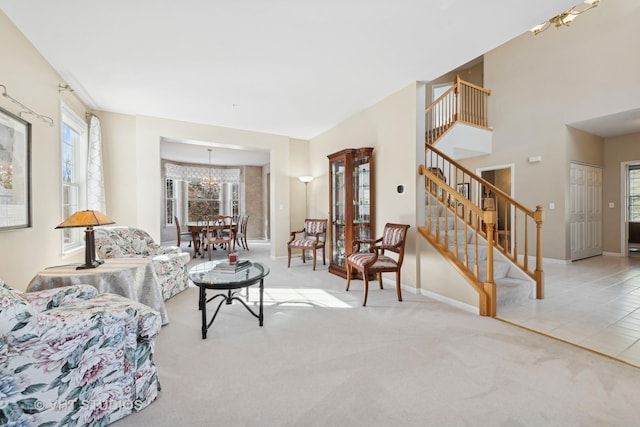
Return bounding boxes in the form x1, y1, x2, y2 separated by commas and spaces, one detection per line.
213, 259, 251, 274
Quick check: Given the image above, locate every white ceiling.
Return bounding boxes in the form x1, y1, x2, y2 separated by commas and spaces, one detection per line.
0, 0, 580, 145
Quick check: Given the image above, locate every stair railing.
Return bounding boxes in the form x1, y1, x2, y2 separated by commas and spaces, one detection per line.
418, 144, 544, 310
425, 75, 492, 145
419, 163, 498, 316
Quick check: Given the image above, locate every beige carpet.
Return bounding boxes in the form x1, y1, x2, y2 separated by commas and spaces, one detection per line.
114, 241, 640, 426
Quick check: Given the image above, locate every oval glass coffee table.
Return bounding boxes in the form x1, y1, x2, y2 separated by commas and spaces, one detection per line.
189, 260, 270, 339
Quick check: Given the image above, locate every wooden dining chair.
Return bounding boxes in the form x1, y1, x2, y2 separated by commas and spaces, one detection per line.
235, 215, 250, 250
174, 216, 193, 248
201, 215, 234, 260
345, 223, 410, 306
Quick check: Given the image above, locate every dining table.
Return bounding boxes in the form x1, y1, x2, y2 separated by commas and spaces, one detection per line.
186, 221, 238, 258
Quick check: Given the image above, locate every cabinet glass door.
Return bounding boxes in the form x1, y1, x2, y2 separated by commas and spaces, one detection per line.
331, 158, 346, 266
353, 154, 371, 250
328, 147, 374, 278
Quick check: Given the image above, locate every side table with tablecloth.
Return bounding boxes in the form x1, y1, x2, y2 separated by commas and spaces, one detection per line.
27, 257, 169, 325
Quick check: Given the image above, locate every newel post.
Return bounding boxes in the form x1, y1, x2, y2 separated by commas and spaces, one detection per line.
482, 207, 497, 317
534, 205, 544, 299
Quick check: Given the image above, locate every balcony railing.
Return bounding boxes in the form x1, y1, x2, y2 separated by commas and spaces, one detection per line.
425, 75, 492, 145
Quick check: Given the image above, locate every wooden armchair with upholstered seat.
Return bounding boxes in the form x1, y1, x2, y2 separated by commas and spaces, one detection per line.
346, 223, 410, 306
287, 219, 327, 270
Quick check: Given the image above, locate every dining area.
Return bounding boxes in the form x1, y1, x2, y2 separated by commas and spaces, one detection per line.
176, 215, 250, 258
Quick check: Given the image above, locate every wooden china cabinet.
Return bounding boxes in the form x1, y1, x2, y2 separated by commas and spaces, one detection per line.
327, 147, 374, 278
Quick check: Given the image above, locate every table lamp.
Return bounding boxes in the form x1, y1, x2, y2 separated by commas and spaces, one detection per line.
56, 210, 115, 269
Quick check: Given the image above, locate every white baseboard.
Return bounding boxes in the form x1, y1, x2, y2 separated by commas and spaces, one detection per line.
392, 280, 476, 313
418, 289, 478, 314
542, 257, 571, 265
603, 251, 625, 257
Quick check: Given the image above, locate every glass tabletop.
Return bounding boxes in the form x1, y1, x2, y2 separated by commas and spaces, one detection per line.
188, 260, 270, 287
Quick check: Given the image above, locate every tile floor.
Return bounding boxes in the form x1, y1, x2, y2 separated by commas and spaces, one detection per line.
497, 254, 640, 367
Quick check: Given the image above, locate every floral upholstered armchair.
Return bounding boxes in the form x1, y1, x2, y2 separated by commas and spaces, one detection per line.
0, 280, 161, 426
94, 226, 190, 300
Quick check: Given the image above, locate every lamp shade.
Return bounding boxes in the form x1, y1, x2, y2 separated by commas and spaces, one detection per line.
298, 176, 314, 183
55, 210, 115, 270
56, 210, 115, 229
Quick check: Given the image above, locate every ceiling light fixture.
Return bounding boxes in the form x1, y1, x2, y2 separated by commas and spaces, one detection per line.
531, 0, 599, 35
201, 148, 218, 192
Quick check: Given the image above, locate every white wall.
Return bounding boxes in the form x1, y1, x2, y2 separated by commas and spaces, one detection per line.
0, 11, 88, 288
603, 132, 640, 253
0, 7, 309, 290
464, 0, 640, 260
289, 138, 311, 230
310, 82, 421, 289
96, 113, 301, 259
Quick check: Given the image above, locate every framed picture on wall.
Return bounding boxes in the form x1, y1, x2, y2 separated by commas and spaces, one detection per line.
0, 106, 31, 230
457, 183, 470, 200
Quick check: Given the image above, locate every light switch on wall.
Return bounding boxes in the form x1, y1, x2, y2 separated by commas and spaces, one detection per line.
609, 202, 615, 208
549, 202, 555, 210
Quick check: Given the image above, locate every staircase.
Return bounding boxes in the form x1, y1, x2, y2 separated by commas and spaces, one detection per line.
418, 77, 544, 317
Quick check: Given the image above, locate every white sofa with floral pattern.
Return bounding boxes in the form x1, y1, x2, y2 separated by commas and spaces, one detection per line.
0, 280, 161, 426
94, 226, 190, 300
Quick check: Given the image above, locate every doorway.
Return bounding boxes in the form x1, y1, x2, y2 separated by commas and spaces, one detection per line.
478, 165, 513, 249
624, 163, 640, 256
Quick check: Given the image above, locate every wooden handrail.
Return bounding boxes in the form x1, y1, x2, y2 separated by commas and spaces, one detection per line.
418, 144, 544, 317
424, 143, 535, 217
455, 75, 491, 95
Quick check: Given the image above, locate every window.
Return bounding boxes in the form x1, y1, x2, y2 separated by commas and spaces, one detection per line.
164, 162, 241, 224
166, 178, 175, 225
230, 182, 240, 218
188, 181, 221, 221
60, 103, 87, 253
629, 166, 640, 222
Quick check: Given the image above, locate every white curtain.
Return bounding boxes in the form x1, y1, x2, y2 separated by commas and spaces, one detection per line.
87, 115, 106, 213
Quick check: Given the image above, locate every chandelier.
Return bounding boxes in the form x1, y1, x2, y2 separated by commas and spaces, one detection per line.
200, 148, 218, 191
531, 0, 599, 35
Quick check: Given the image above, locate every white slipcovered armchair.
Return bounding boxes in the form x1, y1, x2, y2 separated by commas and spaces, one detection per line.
94, 226, 190, 300
0, 280, 161, 426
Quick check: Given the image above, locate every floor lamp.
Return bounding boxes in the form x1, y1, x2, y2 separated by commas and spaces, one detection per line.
298, 176, 314, 218
298, 176, 314, 260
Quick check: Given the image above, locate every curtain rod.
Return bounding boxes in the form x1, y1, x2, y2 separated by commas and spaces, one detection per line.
0, 84, 54, 127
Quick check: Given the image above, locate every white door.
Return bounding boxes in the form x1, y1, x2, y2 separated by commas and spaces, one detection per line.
570, 162, 602, 260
